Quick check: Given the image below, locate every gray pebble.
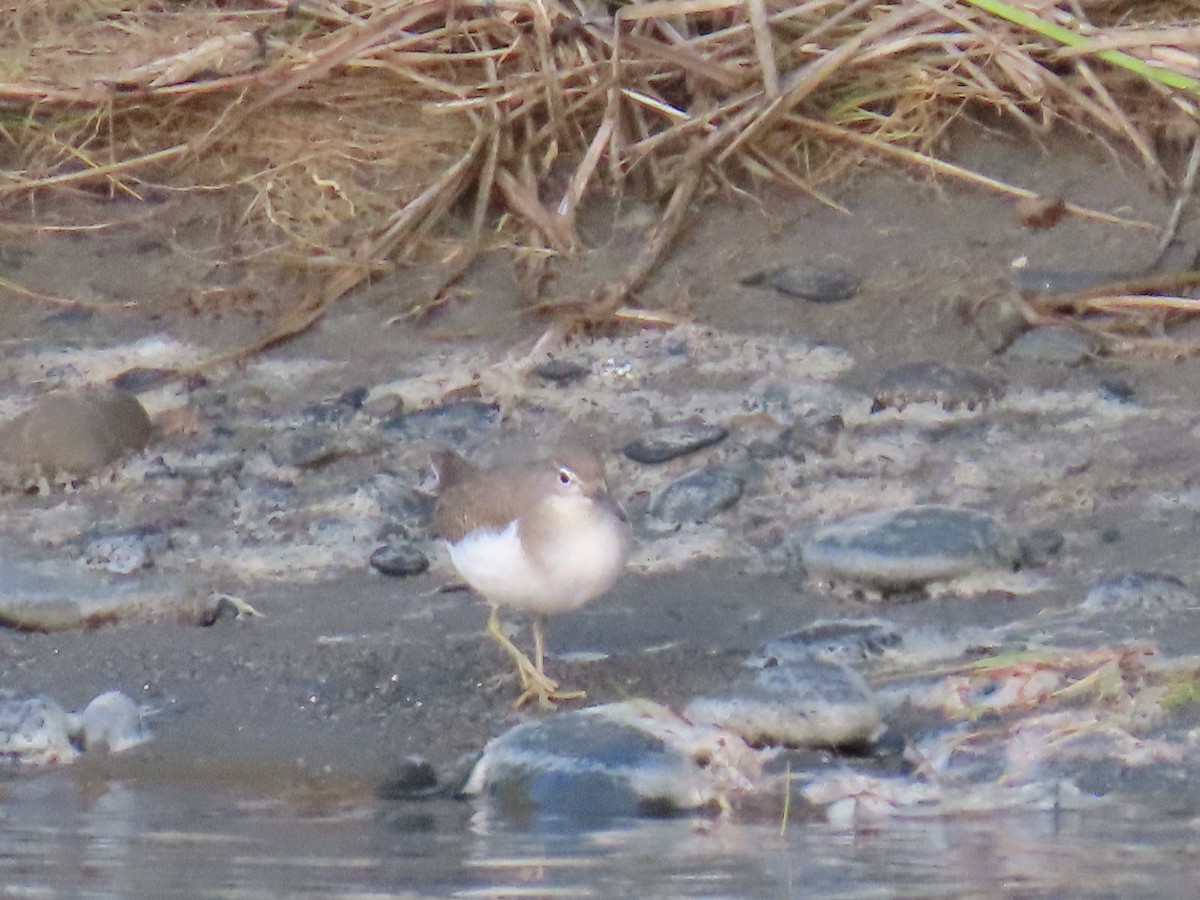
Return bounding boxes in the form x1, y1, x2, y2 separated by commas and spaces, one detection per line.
685, 660, 882, 748
747, 619, 902, 669
623, 423, 729, 464
1082, 572, 1197, 614
871, 362, 1005, 413
1006, 326, 1094, 365
380, 400, 499, 444
648, 467, 744, 527
802, 506, 1021, 590
369, 544, 430, 577
741, 265, 860, 303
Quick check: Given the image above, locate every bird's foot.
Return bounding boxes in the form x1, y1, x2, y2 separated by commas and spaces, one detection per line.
513, 679, 586, 711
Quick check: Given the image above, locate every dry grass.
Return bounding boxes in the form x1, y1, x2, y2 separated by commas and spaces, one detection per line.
2, 0, 1200, 359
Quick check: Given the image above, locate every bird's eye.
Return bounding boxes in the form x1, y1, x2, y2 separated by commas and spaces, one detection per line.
558, 468, 573, 485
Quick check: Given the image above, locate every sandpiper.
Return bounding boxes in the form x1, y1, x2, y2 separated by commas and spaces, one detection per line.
432, 446, 630, 709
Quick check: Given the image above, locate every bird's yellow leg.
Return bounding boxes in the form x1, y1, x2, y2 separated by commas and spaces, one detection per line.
515, 615, 585, 710
486, 607, 555, 691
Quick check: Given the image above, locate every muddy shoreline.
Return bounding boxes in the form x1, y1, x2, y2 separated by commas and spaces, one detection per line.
4, 129, 1200, 828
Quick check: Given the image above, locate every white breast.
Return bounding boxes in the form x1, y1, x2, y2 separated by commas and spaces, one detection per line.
446, 499, 628, 615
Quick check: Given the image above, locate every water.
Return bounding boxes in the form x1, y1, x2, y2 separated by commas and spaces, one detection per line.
1, 771, 1198, 898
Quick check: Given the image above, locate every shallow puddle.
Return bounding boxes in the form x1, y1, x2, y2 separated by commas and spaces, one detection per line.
1, 771, 1197, 898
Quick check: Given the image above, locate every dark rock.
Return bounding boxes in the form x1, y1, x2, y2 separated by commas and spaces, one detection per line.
531, 360, 589, 385
741, 265, 860, 303
1098, 379, 1136, 403
871, 362, 1005, 413
369, 544, 430, 577
648, 467, 744, 527
111, 368, 175, 392
802, 506, 1021, 590
378, 756, 441, 799
623, 423, 729, 464
339, 386, 370, 409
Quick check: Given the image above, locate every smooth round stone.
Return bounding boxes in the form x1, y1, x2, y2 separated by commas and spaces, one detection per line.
802, 506, 1021, 589
0, 387, 153, 479
685, 660, 882, 748
648, 467, 744, 527
380, 400, 499, 444
870, 362, 1004, 413
369, 543, 430, 577
747, 619, 902, 669
623, 423, 729, 464
73, 691, 152, 753
741, 265, 860, 303
1006, 326, 1094, 365
464, 702, 740, 820
1082, 572, 1197, 614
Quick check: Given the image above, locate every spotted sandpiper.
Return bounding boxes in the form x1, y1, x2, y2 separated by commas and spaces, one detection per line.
432, 446, 630, 710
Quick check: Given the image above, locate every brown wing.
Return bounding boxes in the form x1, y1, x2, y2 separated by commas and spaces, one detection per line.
433, 460, 533, 542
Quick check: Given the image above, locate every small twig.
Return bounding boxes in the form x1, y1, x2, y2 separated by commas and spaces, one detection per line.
787, 114, 1159, 230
